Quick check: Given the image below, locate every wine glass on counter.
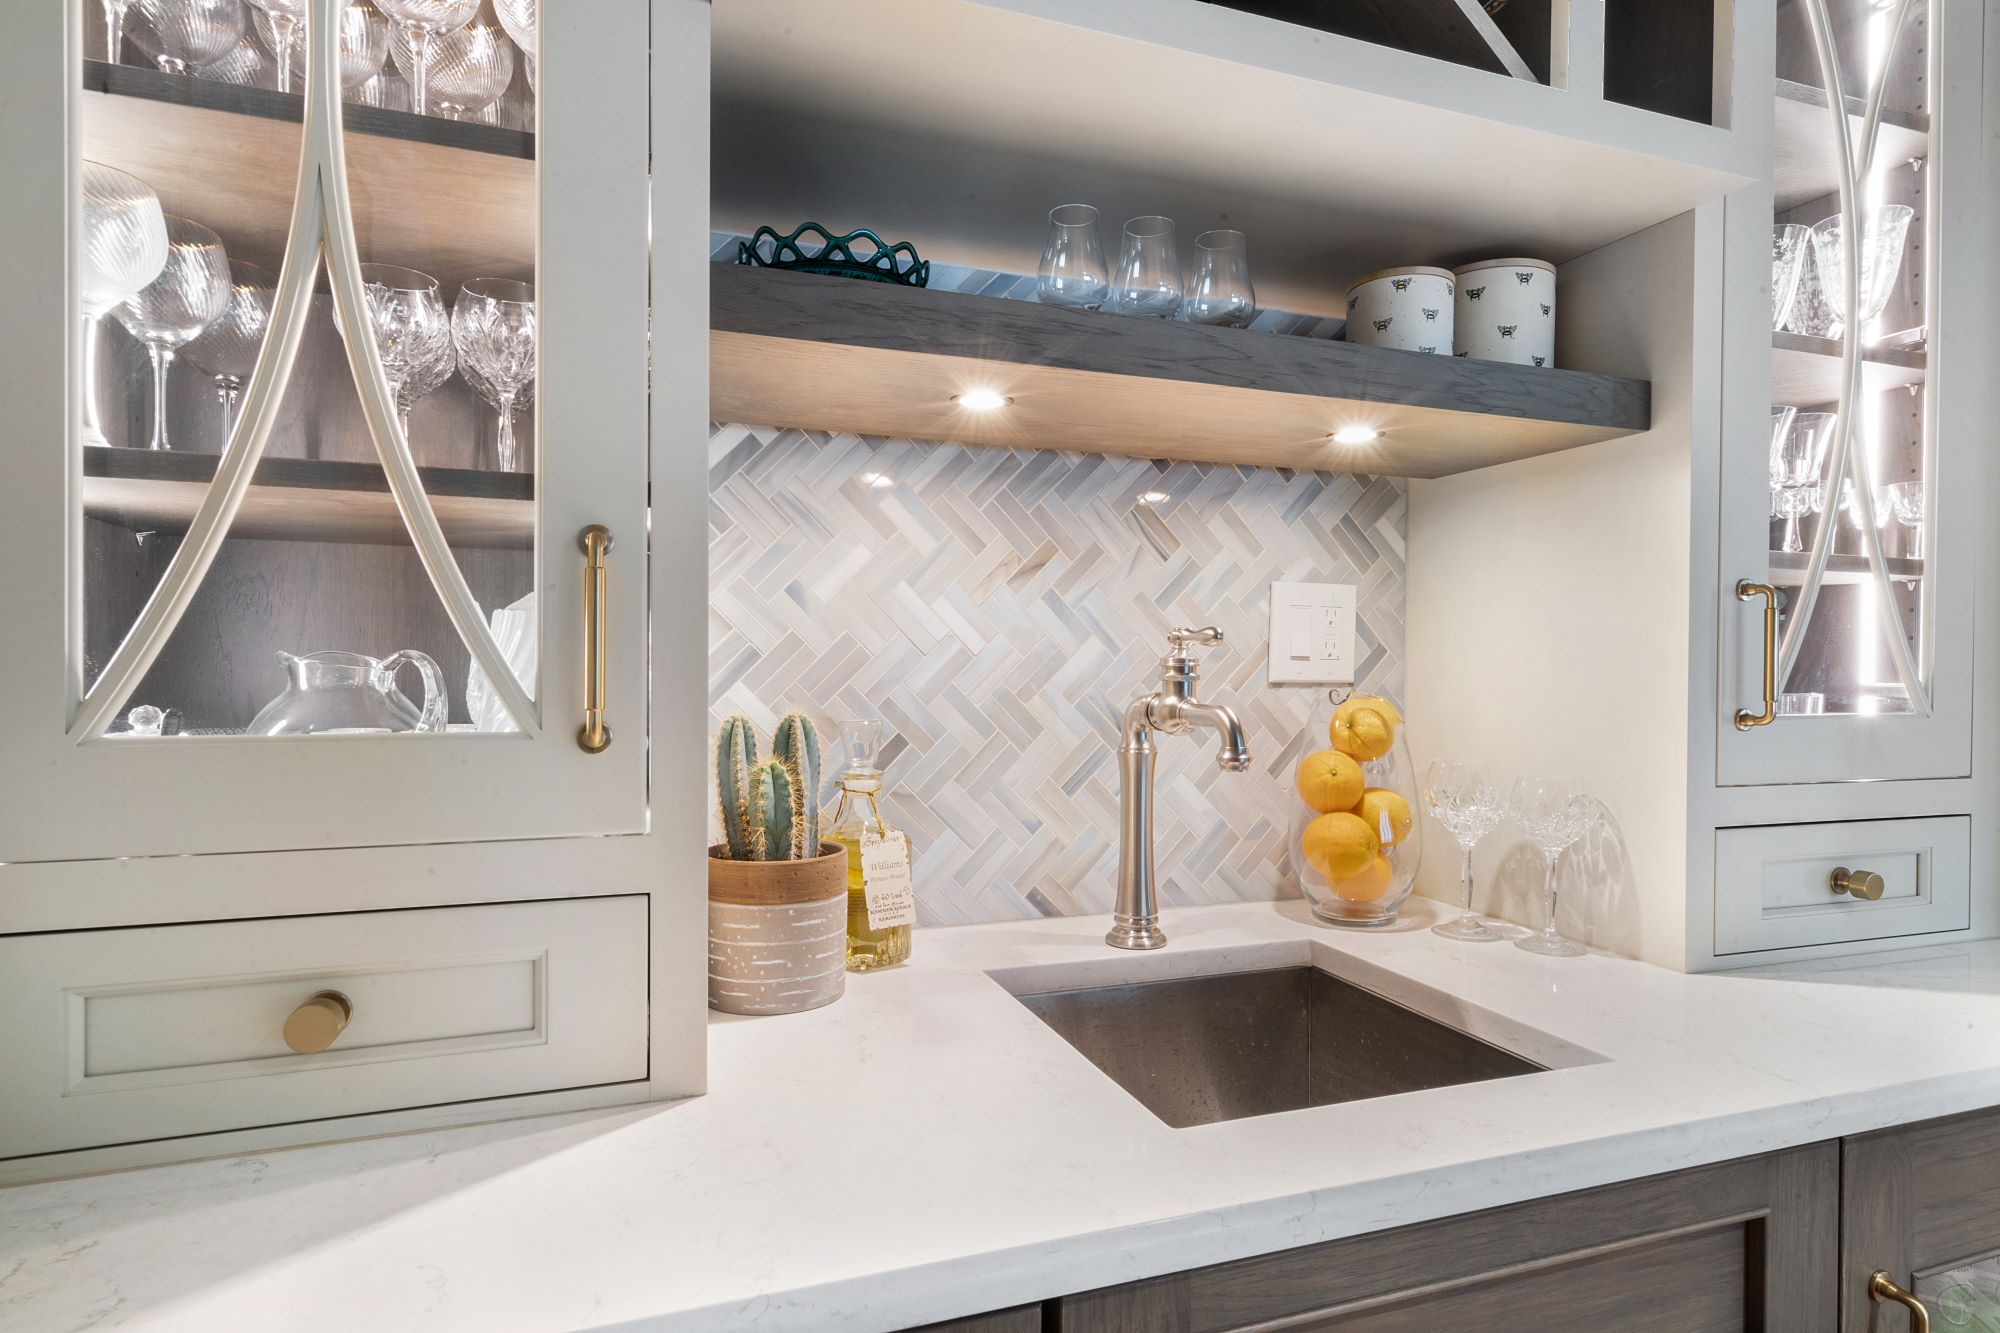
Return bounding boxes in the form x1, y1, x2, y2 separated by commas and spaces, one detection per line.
1422, 759, 1503, 943
79, 162, 168, 450
113, 215, 231, 453
375, 0, 479, 115
452, 278, 536, 472
392, 17, 513, 120
1508, 775, 1595, 958
181, 260, 277, 449
129, 0, 248, 74
1037, 205, 1110, 312
1183, 229, 1256, 328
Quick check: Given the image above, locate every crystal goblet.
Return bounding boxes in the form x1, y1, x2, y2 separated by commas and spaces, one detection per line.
391, 17, 512, 119
129, 0, 247, 74
375, 0, 479, 115
493, 0, 534, 56
80, 162, 169, 450
113, 215, 232, 452
1424, 759, 1504, 942
253, 0, 387, 93
452, 277, 535, 472
335, 264, 453, 441
180, 259, 277, 449
1807, 205, 1916, 340
1509, 775, 1595, 958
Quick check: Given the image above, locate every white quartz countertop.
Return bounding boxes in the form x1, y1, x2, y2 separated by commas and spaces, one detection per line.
8, 899, 2000, 1332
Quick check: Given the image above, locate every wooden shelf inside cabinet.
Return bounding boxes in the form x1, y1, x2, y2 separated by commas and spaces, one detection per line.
81, 448, 534, 549
710, 266, 1651, 480
1767, 551, 1924, 586
1773, 79, 1930, 213
1771, 331, 1926, 404
79, 61, 534, 291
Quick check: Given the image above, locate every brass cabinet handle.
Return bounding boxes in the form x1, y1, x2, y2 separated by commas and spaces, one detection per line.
1734, 580, 1778, 729
283, 990, 353, 1054
577, 525, 613, 753
1831, 866, 1886, 900
1870, 1270, 1930, 1332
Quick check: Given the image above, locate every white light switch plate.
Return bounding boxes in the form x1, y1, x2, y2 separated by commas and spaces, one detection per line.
1268, 582, 1357, 684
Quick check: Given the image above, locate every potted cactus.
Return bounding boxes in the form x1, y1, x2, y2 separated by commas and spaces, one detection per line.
707, 712, 847, 1015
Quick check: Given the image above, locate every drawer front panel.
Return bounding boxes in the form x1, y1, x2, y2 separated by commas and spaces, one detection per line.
1714, 817, 1970, 956
1, 896, 648, 1159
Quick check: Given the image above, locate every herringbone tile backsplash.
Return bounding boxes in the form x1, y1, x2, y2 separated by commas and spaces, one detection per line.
708, 240, 1406, 926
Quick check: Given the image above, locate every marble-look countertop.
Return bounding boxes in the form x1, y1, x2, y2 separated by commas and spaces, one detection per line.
6, 900, 2000, 1331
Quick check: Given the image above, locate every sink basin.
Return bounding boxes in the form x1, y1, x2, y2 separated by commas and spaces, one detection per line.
1016, 965, 1545, 1128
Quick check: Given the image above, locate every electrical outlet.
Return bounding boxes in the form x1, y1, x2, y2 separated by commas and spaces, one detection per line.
1268, 582, 1356, 685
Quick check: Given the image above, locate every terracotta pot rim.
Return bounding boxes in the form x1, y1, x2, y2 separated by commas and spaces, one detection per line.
707, 842, 848, 905
708, 841, 844, 863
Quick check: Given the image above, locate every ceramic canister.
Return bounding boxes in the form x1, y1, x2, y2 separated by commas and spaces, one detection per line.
1452, 258, 1556, 366
1344, 266, 1455, 355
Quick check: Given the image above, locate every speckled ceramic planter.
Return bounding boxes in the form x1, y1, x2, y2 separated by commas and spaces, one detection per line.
708, 843, 847, 1016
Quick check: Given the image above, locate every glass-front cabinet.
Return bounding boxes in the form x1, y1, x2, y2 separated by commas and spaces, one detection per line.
1718, 0, 1981, 786
0, 0, 651, 861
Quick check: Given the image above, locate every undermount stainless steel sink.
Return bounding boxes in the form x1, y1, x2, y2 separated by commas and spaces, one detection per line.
1016, 966, 1545, 1128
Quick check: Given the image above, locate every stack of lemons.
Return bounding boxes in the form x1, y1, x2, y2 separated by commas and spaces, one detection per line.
1296, 695, 1413, 903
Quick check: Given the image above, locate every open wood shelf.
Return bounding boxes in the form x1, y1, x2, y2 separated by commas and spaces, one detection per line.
710, 265, 1651, 479
1768, 550, 1924, 586
82, 448, 534, 549
1771, 330, 1926, 405
80, 62, 534, 291
1773, 78, 1930, 213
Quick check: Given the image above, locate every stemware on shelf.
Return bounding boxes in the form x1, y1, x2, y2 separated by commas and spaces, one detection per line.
79, 162, 168, 450
1806, 205, 1916, 340
255, 0, 391, 93
112, 215, 230, 453
1771, 223, 1809, 332
452, 277, 536, 472
1422, 759, 1504, 943
390, 16, 513, 119
1768, 404, 1797, 486
242, 0, 305, 93
354, 69, 413, 111
102, 0, 133, 64
1887, 480, 1925, 557
493, 0, 535, 57
180, 259, 277, 448
1833, 479, 1892, 556
1770, 410, 1836, 554
1508, 775, 1595, 958
129, 0, 248, 74
375, 0, 481, 116
1036, 204, 1110, 312
335, 263, 453, 440
197, 34, 276, 89
1106, 215, 1183, 318
1183, 229, 1256, 328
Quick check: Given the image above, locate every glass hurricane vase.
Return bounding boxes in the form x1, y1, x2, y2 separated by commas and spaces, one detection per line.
1289, 690, 1423, 929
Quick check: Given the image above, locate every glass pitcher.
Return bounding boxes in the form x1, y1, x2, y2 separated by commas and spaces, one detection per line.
247, 650, 448, 736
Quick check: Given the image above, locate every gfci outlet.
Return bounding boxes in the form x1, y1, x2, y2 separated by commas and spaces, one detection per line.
1268, 582, 1356, 685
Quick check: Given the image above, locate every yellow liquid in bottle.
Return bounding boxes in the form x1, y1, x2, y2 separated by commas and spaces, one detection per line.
836, 829, 912, 971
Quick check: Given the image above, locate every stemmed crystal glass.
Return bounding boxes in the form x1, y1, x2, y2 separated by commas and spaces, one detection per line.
1423, 760, 1503, 942
1807, 205, 1916, 340
1509, 775, 1595, 958
1183, 229, 1256, 327
452, 277, 536, 472
242, 0, 306, 93
1770, 410, 1835, 554
199, 34, 277, 88
113, 215, 231, 453
102, 0, 133, 64
129, 0, 247, 74
80, 162, 168, 450
1037, 204, 1110, 312
493, 0, 535, 57
254, 0, 390, 94
375, 0, 480, 116
1106, 215, 1183, 318
1771, 224, 1809, 332
390, 17, 513, 119
180, 259, 277, 448
336, 264, 453, 440
1887, 480, 1926, 557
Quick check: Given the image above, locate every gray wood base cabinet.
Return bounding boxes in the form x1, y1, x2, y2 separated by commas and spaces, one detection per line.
918, 1105, 2000, 1332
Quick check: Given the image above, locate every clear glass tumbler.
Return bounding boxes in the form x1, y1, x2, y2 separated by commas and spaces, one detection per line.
1106, 215, 1182, 318
1183, 229, 1256, 328
1036, 204, 1109, 312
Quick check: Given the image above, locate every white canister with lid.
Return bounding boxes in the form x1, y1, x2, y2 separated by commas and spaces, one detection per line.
1452, 258, 1556, 366
1344, 266, 1455, 355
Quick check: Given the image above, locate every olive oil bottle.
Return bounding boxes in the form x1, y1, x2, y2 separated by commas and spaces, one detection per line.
829, 720, 914, 970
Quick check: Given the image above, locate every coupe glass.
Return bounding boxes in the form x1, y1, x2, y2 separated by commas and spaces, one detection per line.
180, 259, 276, 448
1771, 223, 1809, 332
493, 0, 535, 56
129, 0, 248, 74
1183, 229, 1256, 328
1509, 775, 1595, 958
242, 0, 306, 93
1771, 410, 1835, 554
1423, 759, 1503, 942
391, 17, 512, 119
112, 215, 230, 453
79, 162, 168, 450
334, 264, 453, 440
1105, 215, 1182, 318
255, 0, 389, 93
452, 277, 536, 472
1807, 205, 1916, 339
1888, 480, 1925, 556
1037, 204, 1110, 312
375, 0, 480, 115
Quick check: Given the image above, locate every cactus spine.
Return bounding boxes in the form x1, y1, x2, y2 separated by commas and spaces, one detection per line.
772, 712, 822, 857
715, 715, 759, 860
749, 760, 795, 861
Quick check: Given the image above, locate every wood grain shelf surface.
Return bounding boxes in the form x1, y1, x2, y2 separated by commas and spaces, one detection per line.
710, 265, 1652, 480
1773, 78, 1930, 213
1771, 330, 1926, 405
81, 448, 534, 549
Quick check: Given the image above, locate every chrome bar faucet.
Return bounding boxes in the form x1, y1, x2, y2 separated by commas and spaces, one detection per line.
1107, 626, 1251, 950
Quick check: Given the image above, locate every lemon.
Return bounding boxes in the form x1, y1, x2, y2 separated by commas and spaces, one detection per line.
1337, 694, 1404, 727
1355, 788, 1413, 846
1330, 706, 1394, 761
1331, 853, 1397, 902
1301, 811, 1380, 881
1296, 749, 1365, 814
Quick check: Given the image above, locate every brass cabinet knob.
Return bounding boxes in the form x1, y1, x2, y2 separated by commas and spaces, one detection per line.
283, 990, 353, 1054
1830, 867, 1887, 901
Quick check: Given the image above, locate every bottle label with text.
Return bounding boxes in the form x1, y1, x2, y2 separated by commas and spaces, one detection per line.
861, 832, 916, 931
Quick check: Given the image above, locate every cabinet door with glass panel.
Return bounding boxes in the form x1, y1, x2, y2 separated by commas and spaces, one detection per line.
0, 0, 649, 861
1717, 0, 1983, 786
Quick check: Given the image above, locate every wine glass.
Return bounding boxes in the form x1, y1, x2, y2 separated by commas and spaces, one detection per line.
129, 0, 247, 74
102, 0, 133, 64
354, 69, 412, 110
452, 277, 536, 472
375, 0, 479, 115
390, 16, 512, 119
1807, 205, 1916, 340
335, 264, 452, 440
1423, 760, 1503, 943
493, 0, 534, 56
1770, 410, 1835, 554
1887, 480, 1925, 557
80, 162, 169, 450
396, 324, 457, 441
242, 0, 306, 93
112, 215, 230, 453
1509, 775, 1595, 958
1037, 204, 1109, 312
197, 33, 277, 88
1183, 229, 1256, 327
1105, 215, 1182, 318
180, 259, 276, 449
253, 0, 390, 93
1771, 224, 1809, 332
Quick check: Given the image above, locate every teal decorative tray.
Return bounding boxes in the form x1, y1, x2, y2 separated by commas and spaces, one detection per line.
736, 223, 930, 287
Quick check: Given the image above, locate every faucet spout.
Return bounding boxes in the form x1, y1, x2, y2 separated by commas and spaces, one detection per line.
1180, 701, 1250, 772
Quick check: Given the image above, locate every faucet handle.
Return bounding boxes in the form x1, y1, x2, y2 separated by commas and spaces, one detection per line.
1167, 626, 1224, 649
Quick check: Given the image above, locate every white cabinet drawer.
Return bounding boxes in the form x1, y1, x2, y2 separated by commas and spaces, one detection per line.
0, 896, 648, 1159
1714, 817, 1970, 956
